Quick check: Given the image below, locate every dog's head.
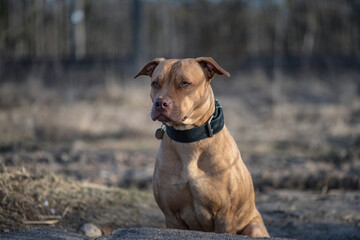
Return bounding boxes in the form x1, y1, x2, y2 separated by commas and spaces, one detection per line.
135, 57, 230, 129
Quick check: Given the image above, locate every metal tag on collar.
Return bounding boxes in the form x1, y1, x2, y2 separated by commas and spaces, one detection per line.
206, 114, 215, 137
155, 124, 166, 140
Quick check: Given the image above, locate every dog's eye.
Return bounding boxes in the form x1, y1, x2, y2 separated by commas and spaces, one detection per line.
180, 81, 190, 88
151, 81, 159, 88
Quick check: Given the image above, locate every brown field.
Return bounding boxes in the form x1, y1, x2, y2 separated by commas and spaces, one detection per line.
0, 71, 359, 239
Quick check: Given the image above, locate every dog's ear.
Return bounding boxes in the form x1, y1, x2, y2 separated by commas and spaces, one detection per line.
195, 57, 230, 80
134, 58, 165, 78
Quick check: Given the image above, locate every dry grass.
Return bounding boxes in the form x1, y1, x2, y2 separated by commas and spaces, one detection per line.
0, 166, 163, 234
0, 81, 157, 146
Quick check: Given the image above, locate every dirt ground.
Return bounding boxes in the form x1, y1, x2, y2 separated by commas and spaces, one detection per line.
0, 71, 359, 239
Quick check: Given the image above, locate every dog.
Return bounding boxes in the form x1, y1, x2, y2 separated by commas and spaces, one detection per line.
135, 57, 269, 238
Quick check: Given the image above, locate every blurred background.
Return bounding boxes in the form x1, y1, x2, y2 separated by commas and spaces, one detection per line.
0, 0, 359, 239
1, 0, 359, 77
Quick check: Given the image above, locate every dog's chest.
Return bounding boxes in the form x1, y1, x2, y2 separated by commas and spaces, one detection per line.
170, 154, 201, 186
154, 142, 228, 230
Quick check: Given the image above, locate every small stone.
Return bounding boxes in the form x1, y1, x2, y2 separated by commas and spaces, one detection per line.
80, 223, 102, 238
50, 208, 56, 214
60, 152, 70, 162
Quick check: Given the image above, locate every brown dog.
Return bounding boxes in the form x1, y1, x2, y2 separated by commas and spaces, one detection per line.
135, 57, 269, 238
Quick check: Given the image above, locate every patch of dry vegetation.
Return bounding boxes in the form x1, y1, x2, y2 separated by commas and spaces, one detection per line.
0, 80, 158, 149
0, 167, 163, 234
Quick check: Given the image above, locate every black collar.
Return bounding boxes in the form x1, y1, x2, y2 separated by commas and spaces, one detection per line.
165, 100, 224, 143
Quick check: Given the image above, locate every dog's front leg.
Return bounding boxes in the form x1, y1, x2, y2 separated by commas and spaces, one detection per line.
165, 216, 189, 230
214, 215, 237, 234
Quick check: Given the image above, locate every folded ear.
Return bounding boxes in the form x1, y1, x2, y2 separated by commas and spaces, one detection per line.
134, 58, 165, 78
195, 57, 230, 80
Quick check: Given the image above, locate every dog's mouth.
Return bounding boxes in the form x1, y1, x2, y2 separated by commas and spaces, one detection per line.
152, 112, 171, 122
151, 106, 186, 124
151, 108, 172, 122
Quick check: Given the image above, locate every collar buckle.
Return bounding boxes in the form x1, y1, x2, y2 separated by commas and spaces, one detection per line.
206, 115, 214, 137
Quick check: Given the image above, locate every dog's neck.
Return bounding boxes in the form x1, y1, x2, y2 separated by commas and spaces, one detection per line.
192, 97, 215, 129
164, 99, 224, 143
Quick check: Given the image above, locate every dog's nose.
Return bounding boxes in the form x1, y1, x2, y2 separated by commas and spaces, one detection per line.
154, 98, 171, 111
